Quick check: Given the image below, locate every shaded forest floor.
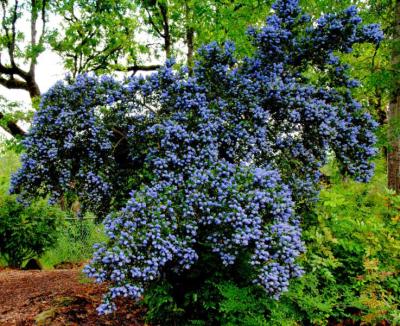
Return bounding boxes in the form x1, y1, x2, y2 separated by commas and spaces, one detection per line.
0, 268, 145, 325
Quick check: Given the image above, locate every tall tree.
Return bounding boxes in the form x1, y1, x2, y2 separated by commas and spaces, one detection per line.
49, 0, 155, 77
388, 0, 400, 192
0, 0, 49, 136
138, 0, 178, 60
137, 0, 273, 66
0, 0, 156, 136
0, 0, 48, 99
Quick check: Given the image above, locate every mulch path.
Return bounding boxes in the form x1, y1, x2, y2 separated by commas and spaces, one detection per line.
0, 268, 145, 325
0, 267, 393, 326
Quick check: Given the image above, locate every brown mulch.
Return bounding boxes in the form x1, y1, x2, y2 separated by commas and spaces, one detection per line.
0, 268, 145, 325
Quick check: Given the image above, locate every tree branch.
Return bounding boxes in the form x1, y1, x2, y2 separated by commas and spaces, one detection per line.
89, 44, 124, 72
38, 0, 47, 49
145, 7, 165, 38
0, 75, 28, 90
124, 64, 161, 73
10, 0, 19, 68
30, 0, 38, 73
0, 111, 26, 137
0, 1, 41, 98
371, 43, 380, 71
158, 2, 171, 57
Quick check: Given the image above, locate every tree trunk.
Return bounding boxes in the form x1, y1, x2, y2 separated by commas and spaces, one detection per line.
158, 2, 171, 58
186, 27, 194, 72
185, 0, 194, 73
0, 112, 26, 137
387, 0, 400, 192
388, 100, 400, 192
27, 78, 41, 99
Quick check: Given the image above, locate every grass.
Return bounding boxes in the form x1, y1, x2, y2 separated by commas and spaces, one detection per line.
0, 148, 20, 192
40, 218, 107, 269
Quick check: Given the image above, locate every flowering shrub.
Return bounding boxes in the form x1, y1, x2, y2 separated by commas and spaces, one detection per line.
10, 0, 382, 317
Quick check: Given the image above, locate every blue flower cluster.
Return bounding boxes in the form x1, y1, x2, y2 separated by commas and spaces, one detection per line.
9, 75, 121, 216
10, 0, 381, 314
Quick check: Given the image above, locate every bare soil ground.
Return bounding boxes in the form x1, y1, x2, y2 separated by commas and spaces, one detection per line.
0, 267, 145, 325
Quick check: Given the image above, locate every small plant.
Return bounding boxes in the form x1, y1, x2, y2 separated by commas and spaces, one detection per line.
0, 195, 63, 268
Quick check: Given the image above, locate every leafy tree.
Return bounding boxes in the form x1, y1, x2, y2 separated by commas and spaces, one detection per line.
191, 0, 273, 57
138, 0, 175, 59
0, 0, 48, 136
0, 0, 152, 137
0, 0, 47, 98
137, 0, 274, 69
48, 0, 160, 77
0, 0, 273, 97
10, 0, 382, 322
51, 0, 276, 75
387, 0, 400, 192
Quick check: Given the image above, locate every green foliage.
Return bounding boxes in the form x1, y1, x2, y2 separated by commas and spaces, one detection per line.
0, 149, 63, 268
265, 158, 400, 325
41, 218, 107, 268
49, 0, 141, 76
0, 194, 64, 268
0, 96, 32, 122
141, 248, 223, 325
0, 1, 48, 65
0, 95, 33, 140
0, 148, 105, 269
0, 148, 20, 190
136, 0, 274, 65
142, 281, 185, 325
189, 0, 273, 58
217, 283, 269, 326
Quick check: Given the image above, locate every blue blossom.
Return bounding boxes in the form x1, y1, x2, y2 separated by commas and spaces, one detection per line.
10, 0, 381, 315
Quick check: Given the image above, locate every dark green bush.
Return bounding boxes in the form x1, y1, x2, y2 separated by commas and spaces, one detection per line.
0, 194, 63, 268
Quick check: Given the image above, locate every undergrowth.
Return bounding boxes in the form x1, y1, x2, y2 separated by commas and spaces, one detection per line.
41, 218, 106, 268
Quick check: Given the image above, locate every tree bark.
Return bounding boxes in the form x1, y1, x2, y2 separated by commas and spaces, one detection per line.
0, 112, 25, 137
125, 64, 161, 73
185, 1, 194, 73
388, 100, 400, 192
26, 75, 41, 98
387, 0, 400, 192
158, 2, 171, 58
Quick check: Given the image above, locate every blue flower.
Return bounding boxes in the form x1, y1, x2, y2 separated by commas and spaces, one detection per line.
11, 0, 380, 314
